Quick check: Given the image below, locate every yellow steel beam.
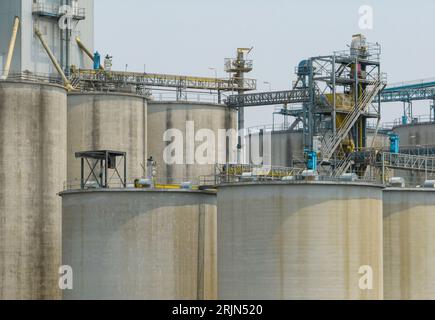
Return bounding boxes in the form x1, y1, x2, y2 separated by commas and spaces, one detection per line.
1, 17, 20, 80
76, 37, 104, 70
35, 28, 74, 91
75, 37, 93, 61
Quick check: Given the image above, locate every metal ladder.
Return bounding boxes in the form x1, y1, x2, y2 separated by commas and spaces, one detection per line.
321, 79, 386, 163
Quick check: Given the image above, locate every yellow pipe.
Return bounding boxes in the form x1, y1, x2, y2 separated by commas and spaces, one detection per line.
1, 17, 20, 80
34, 28, 74, 91
76, 37, 104, 70
75, 37, 93, 60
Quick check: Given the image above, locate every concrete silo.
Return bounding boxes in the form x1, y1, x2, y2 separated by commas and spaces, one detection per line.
0, 81, 67, 299
147, 101, 237, 184
67, 92, 147, 186
393, 122, 435, 185
217, 182, 384, 300
383, 188, 435, 300
61, 188, 217, 300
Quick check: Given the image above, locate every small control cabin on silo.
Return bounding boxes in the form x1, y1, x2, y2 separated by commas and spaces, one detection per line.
217, 181, 384, 300
147, 101, 237, 184
61, 188, 217, 300
0, 81, 67, 299
383, 187, 435, 300
67, 92, 147, 187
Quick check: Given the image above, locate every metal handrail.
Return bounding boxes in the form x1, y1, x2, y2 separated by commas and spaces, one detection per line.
0, 71, 63, 85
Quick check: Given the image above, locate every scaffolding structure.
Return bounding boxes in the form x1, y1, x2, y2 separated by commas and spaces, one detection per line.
226, 35, 387, 174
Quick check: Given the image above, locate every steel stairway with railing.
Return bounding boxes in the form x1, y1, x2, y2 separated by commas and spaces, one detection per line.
321, 78, 386, 163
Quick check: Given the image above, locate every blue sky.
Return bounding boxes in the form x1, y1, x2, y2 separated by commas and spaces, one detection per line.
95, 0, 435, 127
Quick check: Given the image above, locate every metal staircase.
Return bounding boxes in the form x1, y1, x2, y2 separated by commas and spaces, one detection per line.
321, 78, 386, 163
332, 153, 354, 177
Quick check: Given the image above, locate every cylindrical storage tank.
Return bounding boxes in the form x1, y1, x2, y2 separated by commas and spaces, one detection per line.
61, 189, 217, 300
0, 81, 66, 299
383, 188, 435, 300
246, 128, 387, 168
147, 101, 237, 184
217, 182, 384, 300
393, 122, 435, 146
392, 123, 435, 186
67, 93, 147, 186
366, 129, 389, 148
248, 130, 304, 167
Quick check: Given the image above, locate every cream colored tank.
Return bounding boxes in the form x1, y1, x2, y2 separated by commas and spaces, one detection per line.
217, 182, 384, 300
147, 101, 237, 184
61, 189, 217, 300
383, 188, 435, 300
67, 92, 147, 186
0, 81, 66, 299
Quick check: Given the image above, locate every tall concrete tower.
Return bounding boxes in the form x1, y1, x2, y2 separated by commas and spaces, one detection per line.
0, 0, 94, 77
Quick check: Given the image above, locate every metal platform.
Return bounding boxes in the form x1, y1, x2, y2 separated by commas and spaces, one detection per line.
226, 89, 310, 108
71, 69, 257, 94
32, 3, 86, 20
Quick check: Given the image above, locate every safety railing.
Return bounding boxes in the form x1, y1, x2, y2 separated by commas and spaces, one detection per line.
32, 2, 86, 20
72, 69, 257, 92
224, 59, 253, 73
0, 71, 63, 85
64, 176, 205, 191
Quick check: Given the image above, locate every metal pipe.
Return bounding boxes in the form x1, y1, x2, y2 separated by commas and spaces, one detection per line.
76, 37, 104, 70
75, 36, 93, 61
34, 28, 74, 91
65, 0, 71, 75
1, 17, 20, 80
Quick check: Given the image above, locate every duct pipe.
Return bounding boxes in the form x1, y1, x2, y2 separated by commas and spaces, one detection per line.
35, 28, 74, 91
76, 37, 104, 70
1, 17, 20, 80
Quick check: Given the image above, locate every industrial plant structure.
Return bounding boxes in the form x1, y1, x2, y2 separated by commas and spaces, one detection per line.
1, 0, 435, 301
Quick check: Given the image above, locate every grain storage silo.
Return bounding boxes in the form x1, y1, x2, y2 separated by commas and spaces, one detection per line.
217, 182, 384, 300
366, 129, 389, 148
393, 122, 435, 146
0, 81, 67, 300
392, 122, 435, 186
246, 128, 388, 169
247, 130, 304, 167
383, 187, 435, 300
147, 101, 237, 184
61, 188, 217, 300
67, 92, 147, 186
